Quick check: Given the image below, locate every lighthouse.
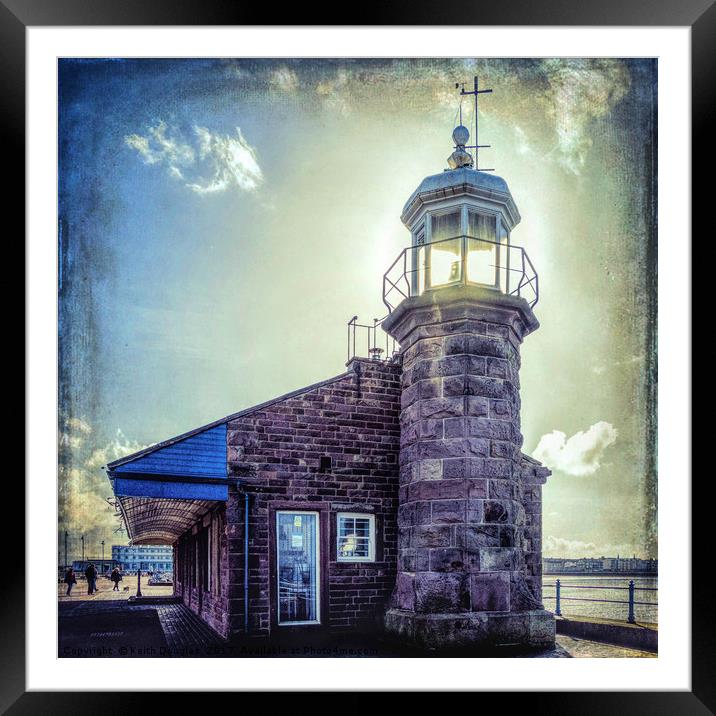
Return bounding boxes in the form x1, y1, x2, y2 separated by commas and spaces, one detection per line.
381, 84, 554, 649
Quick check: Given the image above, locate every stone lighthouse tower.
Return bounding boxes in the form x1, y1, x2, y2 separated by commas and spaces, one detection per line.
382, 111, 554, 649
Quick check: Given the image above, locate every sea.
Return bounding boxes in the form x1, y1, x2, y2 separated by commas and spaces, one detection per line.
541, 574, 658, 624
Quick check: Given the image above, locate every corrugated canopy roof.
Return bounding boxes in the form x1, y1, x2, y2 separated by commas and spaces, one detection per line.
115, 496, 218, 545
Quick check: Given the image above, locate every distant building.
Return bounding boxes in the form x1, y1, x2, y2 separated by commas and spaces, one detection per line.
72, 558, 120, 575
112, 544, 173, 573
544, 556, 657, 574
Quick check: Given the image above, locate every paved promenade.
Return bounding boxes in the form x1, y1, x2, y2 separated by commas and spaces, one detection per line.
58, 575, 173, 602
58, 578, 655, 658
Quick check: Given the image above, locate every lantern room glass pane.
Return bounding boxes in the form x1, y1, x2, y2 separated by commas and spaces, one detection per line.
499, 226, 510, 293
467, 237, 498, 286
431, 211, 461, 242
468, 211, 496, 241
417, 246, 426, 294
430, 238, 462, 287
467, 212, 498, 286
412, 228, 427, 295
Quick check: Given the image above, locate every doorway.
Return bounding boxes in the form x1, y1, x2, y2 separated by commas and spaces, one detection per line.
275, 511, 320, 625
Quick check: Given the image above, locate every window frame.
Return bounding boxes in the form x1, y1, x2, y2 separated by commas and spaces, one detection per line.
336, 512, 376, 563
275, 509, 321, 626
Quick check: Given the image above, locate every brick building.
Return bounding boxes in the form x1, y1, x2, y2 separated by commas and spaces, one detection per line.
108, 116, 554, 650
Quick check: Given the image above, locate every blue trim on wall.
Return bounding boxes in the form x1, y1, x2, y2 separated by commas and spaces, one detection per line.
113, 477, 228, 501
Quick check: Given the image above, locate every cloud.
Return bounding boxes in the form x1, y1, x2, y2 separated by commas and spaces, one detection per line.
213, 59, 629, 174
125, 120, 195, 168
541, 59, 631, 174
125, 121, 263, 195
59, 415, 149, 544
315, 70, 352, 116
532, 421, 617, 476
188, 126, 263, 194
591, 354, 644, 376
543, 535, 640, 559
513, 125, 533, 156
270, 67, 299, 92
85, 429, 150, 471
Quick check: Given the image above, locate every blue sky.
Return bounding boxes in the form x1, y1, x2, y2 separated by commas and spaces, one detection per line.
58, 58, 657, 561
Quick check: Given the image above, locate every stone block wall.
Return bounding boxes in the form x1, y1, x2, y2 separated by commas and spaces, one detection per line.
521, 456, 550, 602
382, 287, 551, 645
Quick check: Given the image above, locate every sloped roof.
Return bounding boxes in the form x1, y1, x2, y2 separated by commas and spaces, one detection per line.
401, 167, 520, 228
107, 369, 352, 471
107, 369, 355, 544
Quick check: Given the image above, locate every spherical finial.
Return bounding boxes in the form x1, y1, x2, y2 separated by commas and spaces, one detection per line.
452, 124, 470, 147
447, 124, 473, 170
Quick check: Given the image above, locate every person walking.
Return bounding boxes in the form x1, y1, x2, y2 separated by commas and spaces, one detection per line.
85, 562, 97, 595
110, 567, 122, 592
63, 567, 77, 596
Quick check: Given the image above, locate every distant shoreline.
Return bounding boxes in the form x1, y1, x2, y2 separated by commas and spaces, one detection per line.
543, 571, 658, 577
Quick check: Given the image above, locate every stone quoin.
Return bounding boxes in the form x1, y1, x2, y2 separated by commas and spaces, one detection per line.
107, 100, 554, 650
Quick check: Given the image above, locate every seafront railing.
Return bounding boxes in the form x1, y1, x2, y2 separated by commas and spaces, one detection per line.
543, 579, 658, 624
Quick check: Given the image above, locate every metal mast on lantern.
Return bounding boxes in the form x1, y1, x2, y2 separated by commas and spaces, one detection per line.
456, 75, 494, 171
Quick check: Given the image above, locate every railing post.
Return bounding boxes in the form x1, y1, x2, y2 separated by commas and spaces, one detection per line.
462, 235, 467, 285
555, 579, 562, 616
627, 580, 635, 623
136, 568, 142, 598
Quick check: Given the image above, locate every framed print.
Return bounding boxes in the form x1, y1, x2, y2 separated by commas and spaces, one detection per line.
13, 0, 706, 708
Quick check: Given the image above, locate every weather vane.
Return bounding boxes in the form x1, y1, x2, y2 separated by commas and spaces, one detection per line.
455, 75, 494, 172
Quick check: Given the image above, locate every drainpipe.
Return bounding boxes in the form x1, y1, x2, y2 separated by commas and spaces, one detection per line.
244, 490, 250, 634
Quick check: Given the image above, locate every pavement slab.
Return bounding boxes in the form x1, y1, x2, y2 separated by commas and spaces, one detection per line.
58, 592, 656, 658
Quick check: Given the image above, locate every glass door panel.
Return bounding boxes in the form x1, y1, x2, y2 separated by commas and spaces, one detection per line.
276, 511, 319, 625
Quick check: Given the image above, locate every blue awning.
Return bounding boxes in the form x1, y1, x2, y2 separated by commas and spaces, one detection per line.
107, 423, 229, 544
111, 474, 228, 501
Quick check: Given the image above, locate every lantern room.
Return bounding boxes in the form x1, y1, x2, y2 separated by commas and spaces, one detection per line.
404, 123, 520, 291
382, 123, 537, 313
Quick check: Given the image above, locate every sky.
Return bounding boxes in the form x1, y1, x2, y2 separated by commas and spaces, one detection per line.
58, 58, 657, 563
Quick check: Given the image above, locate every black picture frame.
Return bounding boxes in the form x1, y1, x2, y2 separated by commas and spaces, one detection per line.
9, 0, 707, 708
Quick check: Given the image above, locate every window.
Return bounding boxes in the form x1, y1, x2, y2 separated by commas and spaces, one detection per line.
431, 210, 461, 242
206, 525, 212, 591
467, 210, 498, 286
198, 527, 209, 592
214, 512, 223, 596
429, 211, 462, 287
412, 226, 427, 294
337, 513, 376, 562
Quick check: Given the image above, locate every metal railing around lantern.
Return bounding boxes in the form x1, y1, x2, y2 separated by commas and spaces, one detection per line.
347, 315, 398, 363
382, 234, 539, 313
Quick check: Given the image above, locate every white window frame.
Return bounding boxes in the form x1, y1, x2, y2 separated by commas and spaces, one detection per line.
276, 510, 321, 626
336, 512, 376, 563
